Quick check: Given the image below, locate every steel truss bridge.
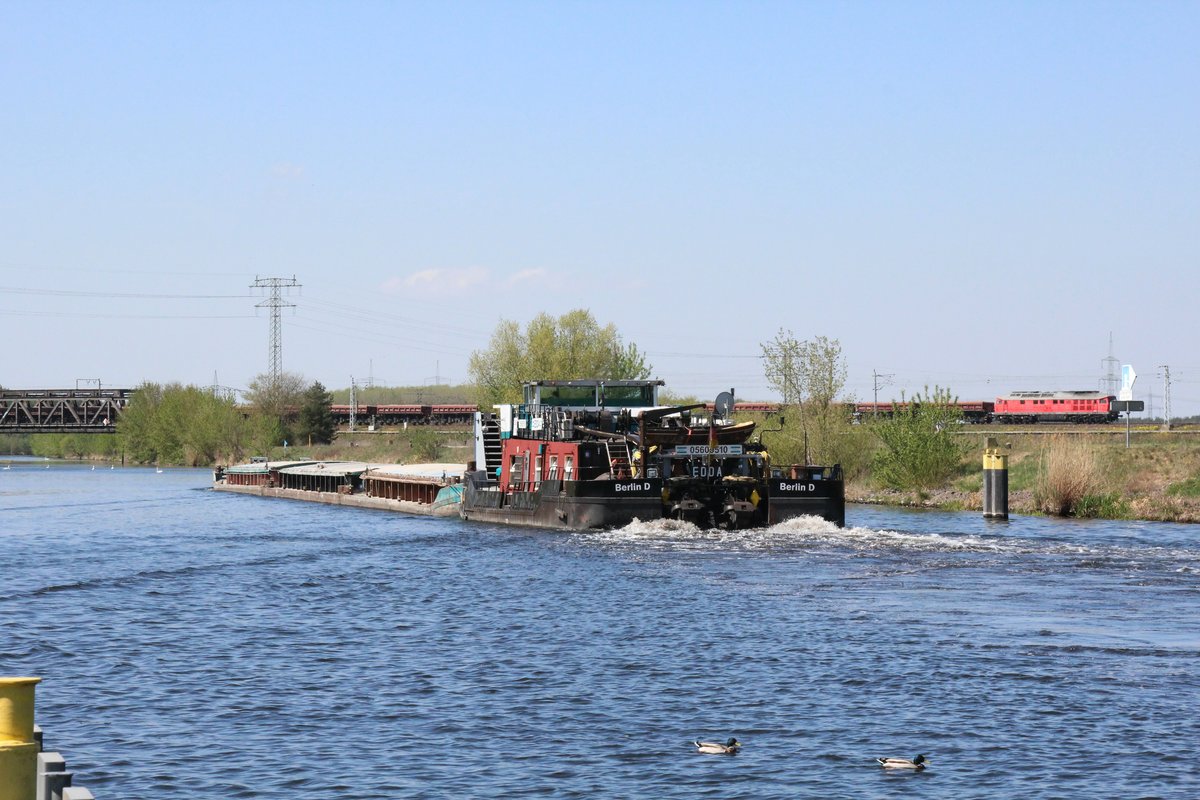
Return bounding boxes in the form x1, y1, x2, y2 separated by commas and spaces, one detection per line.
0, 389, 133, 433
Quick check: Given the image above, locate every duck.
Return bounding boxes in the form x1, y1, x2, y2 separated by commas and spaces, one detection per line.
877, 754, 927, 770
693, 738, 741, 755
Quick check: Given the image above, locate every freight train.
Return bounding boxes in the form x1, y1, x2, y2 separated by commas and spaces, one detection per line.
329, 403, 478, 427
329, 400, 780, 429
854, 391, 1120, 424
330, 391, 1122, 429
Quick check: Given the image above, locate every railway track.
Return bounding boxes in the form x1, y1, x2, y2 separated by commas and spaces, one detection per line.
952, 423, 1198, 436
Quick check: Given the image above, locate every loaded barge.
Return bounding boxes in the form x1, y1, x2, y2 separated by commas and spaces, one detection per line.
213, 459, 464, 516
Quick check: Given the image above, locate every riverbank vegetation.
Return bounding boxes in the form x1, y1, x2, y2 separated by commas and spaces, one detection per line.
845, 429, 1200, 523
6, 320, 1199, 523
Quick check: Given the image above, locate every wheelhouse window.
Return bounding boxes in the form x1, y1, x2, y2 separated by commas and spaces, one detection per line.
538, 385, 598, 407
601, 384, 657, 408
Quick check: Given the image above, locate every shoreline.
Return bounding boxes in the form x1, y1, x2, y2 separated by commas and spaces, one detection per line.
846, 484, 1200, 524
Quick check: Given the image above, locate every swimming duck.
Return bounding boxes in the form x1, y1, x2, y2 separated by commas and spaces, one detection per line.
693, 738, 741, 754
877, 754, 927, 770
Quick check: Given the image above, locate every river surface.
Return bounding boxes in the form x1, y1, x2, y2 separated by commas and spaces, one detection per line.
2, 460, 1198, 799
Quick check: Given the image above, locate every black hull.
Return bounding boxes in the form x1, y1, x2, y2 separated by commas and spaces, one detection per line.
460, 473, 663, 531
765, 478, 845, 527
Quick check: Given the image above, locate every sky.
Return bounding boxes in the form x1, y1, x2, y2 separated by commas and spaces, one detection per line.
2, 2, 1197, 414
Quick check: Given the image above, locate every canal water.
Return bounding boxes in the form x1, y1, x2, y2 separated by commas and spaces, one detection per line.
2, 460, 1197, 799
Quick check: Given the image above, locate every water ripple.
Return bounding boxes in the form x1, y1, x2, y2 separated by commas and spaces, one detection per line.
2, 469, 1197, 798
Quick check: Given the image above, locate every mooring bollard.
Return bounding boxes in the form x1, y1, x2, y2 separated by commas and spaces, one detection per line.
983, 437, 1009, 520
0, 676, 42, 800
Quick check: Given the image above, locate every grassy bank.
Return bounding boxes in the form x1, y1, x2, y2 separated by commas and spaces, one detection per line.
252, 427, 476, 467
848, 430, 1200, 523
16, 420, 1200, 524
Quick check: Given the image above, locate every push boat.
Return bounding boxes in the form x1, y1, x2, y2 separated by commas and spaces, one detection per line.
459, 380, 844, 531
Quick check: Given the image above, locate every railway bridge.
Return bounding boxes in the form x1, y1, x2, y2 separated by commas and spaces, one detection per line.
0, 388, 133, 433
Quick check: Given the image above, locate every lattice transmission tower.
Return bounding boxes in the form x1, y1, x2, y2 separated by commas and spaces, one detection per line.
1100, 332, 1119, 395
251, 275, 301, 387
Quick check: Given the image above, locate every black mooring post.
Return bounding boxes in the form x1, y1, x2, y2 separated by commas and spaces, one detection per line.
983, 436, 1009, 521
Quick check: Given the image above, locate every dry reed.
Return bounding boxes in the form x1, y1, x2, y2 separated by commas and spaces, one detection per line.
1035, 435, 1100, 516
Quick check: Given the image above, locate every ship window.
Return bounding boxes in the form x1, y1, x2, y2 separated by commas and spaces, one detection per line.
602, 384, 656, 408
564, 455, 574, 479
540, 385, 598, 407
534, 456, 542, 486
549, 456, 558, 479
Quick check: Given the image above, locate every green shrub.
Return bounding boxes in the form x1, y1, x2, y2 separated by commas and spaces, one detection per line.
1073, 493, 1131, 519
869, 386, 964, 491
757, 409, 876, 481
407, 428, 446, 462
1166, 476, 1200, 498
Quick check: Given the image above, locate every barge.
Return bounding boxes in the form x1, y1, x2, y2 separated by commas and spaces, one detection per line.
213, 380, 845, 531
213, 459, 465, 516
460, 380, 845, 531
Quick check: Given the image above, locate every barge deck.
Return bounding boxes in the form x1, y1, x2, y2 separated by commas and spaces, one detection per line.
213, 460, 465, 517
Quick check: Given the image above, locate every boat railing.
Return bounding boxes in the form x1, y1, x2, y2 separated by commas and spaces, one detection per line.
512, 405, 574, 441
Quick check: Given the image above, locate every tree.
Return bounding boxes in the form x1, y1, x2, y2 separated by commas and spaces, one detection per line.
245, 371, 308, 445
759, 330, 851, 467
245, 371, 307, 416
117, 381, 250, 465
760, 329, 846, 409
468, 309, 651, 407
870, 385, 965, 492
296, 381, 335, 445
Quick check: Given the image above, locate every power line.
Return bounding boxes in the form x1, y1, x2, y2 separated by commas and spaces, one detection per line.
0, 286, 246, 299
1159, 365, 1172, 431
872, 370, 894, 419
1100, 332, 1119, 395
297, 298, 487, 339
0, 309, 254, 319
252, 276, 301, 387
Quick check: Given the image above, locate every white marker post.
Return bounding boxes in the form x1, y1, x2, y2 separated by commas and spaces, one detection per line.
1119, 365, 1136, 448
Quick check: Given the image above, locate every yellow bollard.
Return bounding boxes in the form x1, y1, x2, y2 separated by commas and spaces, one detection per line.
0, 677, 41, 800
983, 437, 1009, 520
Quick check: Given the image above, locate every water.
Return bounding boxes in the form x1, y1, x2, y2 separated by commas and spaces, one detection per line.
2, 460, 1198, 798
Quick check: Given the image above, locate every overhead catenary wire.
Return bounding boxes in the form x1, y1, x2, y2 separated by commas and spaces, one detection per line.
0, 309, 256, 319
0, 285, 248, 299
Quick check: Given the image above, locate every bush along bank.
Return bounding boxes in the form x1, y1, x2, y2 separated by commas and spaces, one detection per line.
847, 430, 1200, 523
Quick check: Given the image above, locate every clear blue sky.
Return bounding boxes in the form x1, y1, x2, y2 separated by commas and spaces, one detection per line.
3, 2, 1197, 413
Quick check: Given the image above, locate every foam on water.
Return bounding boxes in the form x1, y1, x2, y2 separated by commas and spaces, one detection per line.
593, 514, 1007, 554
5, 468, 1199, 799
591, 513, 1200, 570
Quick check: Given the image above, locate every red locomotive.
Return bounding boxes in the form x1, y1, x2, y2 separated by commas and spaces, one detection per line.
991, 391, 1117, 424
854, 390, 1119, 424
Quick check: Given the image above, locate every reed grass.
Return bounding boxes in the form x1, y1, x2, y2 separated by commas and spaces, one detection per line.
1035, 435, 1101, 516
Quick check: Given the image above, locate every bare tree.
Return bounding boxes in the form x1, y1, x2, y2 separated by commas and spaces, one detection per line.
760, 329, 846, 409
760, 329, 850, 466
